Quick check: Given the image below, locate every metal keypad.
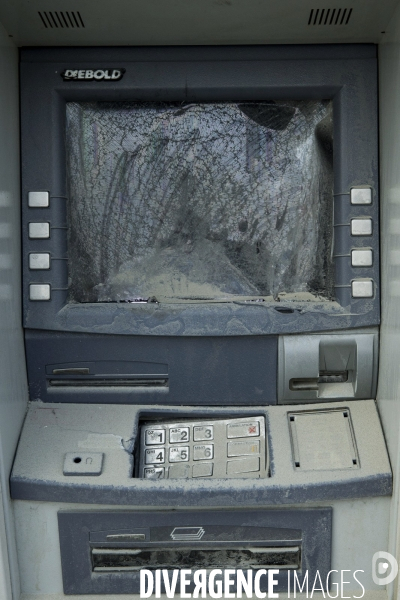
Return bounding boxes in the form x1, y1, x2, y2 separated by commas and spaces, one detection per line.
139, 416, 267, 480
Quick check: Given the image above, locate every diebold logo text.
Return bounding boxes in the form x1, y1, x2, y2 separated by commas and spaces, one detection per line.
61, 68, 125, 81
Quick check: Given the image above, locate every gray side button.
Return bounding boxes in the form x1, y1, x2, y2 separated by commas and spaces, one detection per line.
29, 253, 50, 270
351, 249, 373, 267
352, 280, 374, 298
350, 187, 372, 205
227, 457, 260, 474
351, 218, 372, 236
28, 191, 49, 208
63, 452, 104, 476
28, 222, 50, 239
29, 283, 51, 301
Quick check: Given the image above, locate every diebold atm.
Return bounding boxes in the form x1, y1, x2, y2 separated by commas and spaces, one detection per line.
6, 44, 391, 595
1, 6, 400, 598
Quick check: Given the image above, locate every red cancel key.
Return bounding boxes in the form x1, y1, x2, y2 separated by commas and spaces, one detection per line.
227, 421, 260, 438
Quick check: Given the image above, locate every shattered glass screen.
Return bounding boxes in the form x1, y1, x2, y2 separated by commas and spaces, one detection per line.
66, 101, 333, 303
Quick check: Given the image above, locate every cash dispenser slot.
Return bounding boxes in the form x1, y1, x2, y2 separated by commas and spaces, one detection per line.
90, 545, 301, 571
58, 509, 332, 594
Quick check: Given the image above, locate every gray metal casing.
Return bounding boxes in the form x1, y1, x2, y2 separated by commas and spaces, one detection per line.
25, 330, 278, 405
10, 400, 392, 506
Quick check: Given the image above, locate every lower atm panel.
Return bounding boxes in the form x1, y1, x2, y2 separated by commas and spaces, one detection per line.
58, 508, 332, 594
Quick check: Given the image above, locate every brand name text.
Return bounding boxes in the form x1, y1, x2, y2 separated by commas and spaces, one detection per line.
61, 69, 125, 81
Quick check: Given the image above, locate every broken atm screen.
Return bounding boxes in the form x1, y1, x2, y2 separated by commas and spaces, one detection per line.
66, 101, 333, 303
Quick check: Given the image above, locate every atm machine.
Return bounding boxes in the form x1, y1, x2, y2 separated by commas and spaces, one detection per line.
0, 3, 399, 600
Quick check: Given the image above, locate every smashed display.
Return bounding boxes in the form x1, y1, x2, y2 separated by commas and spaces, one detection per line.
66, 101, 333, 303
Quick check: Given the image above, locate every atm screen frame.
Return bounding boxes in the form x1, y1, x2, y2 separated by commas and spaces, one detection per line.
21, 44, 379, 337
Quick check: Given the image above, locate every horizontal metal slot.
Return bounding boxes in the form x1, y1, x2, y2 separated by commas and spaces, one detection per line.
289, 378, 318, 391
290, 371, 348, 391
91, 545, 301, 571
52, 368, 90, 375
318, 371, 348, 384
48, 378, 169, 388
106, 534, 146, 541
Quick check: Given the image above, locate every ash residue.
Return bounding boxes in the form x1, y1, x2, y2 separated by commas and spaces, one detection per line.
66, 101, 333, 303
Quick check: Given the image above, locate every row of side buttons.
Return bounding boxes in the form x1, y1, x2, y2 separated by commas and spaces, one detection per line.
28, 192, 52, 301
349, 187, 374, 298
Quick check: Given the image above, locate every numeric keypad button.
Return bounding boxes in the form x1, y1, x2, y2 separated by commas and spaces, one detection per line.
169, 447, 189, 462
145, 429, 166, 445
193, 425, 214, 441
228, 440, 260, 457
168, 464, 191, 478
227, 421, 260, 438
227, 456, 260, 475
193, 463, 214, 477
144, 467, 165, 479
145, 448, 165, 464
169, 427, 190, 443
193, 444, 214, 460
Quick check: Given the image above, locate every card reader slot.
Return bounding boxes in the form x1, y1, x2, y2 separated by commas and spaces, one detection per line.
290, 371, 348, 391
91, 545, 301, 571
48, 378, 169, 388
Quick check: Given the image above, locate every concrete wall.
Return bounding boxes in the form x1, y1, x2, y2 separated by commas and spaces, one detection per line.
378, 3, 400, 599
0, 18, 30, 600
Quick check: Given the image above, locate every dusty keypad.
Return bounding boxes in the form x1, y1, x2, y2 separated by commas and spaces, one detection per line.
139, 416, 267, 479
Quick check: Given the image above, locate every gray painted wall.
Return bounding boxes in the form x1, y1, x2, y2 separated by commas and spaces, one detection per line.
377, 5, 400, 600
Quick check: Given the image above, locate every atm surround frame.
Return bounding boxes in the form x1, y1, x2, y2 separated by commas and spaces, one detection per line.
21, 44, 379, 337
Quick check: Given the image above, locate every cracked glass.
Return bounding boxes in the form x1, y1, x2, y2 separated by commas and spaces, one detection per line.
66, 101, 333, 303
